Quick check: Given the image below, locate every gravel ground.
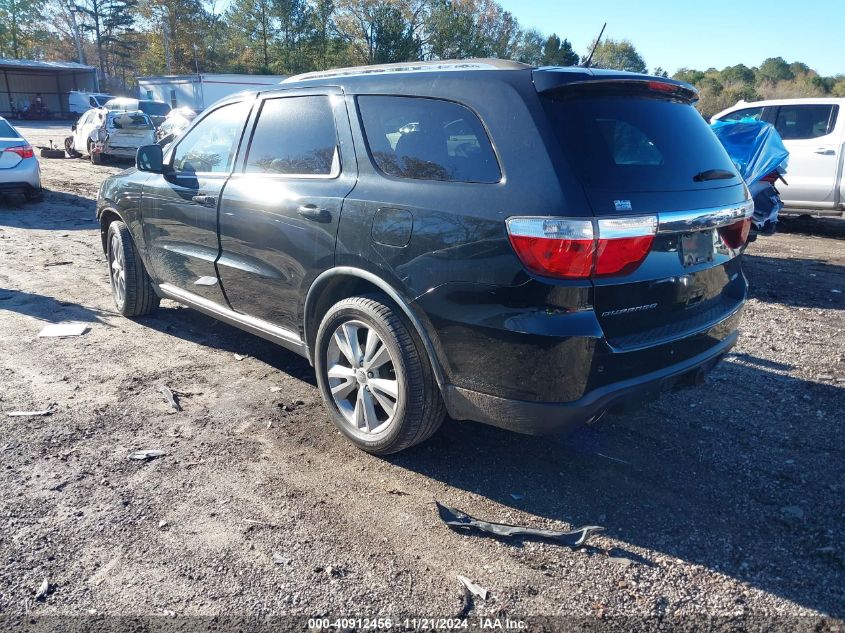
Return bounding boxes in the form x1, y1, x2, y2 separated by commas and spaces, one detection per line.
0, 123, 843, 629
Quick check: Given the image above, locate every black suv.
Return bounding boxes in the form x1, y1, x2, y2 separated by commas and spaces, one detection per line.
97, 59, 752, 454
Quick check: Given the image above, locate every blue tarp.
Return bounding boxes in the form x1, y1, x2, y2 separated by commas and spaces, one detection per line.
710, 119, 789, 186
711, 119, 789, 231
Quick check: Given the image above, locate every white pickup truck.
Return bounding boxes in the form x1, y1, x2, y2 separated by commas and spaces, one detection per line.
712, 98, 845, 216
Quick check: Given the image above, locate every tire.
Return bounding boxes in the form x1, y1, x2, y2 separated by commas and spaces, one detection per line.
315, 295, 445, 455
25, 188, 43, 203
89, 140, 102, 165
64, 137, 81, 158
106, 220, 160, 317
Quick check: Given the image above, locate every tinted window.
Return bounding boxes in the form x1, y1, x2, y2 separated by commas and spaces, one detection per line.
0, 119, 18, 137
245, 96, 338, 176
173, 101, 250, 174
775, 104, 838, 140
140, 101, 171, 116
721, 107, 763, 122
358, 96, 500, 183
542, 95, 739, 192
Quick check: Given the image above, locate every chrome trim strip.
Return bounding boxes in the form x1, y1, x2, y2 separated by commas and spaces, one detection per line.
657, 200, 754, 234
158, 283, 308, 357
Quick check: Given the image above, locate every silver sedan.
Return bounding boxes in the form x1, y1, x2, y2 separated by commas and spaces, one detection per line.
0, 116, 41, 201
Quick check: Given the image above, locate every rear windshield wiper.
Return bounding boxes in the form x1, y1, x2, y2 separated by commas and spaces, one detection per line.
693, 169, 736, 182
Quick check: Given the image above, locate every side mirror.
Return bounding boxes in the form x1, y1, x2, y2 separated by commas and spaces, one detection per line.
136, 144, 165, 173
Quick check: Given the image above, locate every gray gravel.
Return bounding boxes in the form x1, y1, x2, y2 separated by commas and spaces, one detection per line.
0, 123, 843, 627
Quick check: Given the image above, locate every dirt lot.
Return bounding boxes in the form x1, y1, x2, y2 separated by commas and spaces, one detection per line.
1, 122, 843, 628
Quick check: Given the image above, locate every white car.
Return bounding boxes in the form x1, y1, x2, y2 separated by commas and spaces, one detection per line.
0, 116, 42, 201
65, 108, 156, 165
712, 98, 845, 215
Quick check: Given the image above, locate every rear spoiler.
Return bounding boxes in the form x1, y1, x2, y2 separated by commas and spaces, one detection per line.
533, 69, 698, 104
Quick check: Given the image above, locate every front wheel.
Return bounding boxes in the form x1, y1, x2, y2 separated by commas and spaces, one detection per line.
106, 220, 160, 317
89, 140, 102, 165
315, 296, 445, 455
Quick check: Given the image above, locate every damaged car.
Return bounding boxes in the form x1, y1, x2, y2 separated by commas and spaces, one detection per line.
65, 109, 156, 165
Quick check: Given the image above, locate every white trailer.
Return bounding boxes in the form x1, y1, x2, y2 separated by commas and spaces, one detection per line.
136, 73, 287, 111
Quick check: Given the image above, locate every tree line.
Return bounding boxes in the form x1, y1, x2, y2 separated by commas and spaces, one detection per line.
2, 0, 842, 118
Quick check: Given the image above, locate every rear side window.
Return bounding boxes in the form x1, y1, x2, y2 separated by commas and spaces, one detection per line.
357, 96, 500, 183
245, 96, 338, 176
720, 107, 763, 122
774, 104, 838, 139
0, 120, 19, 137
542, 95, 739, 192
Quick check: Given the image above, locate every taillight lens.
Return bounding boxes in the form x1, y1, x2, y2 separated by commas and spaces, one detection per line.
718, 218, 751, 249
5, 144, 34, 159
506, 215, 657, 279
506, 218, 595, 278
595, 216, 657, 276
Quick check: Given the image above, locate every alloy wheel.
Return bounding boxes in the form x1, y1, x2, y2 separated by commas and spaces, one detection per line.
326, 319, 400, 435
108, 233, 126, 307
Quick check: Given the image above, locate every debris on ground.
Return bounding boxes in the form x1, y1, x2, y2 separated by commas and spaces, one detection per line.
457, 575, 488, 600
437, 502, 603, 548
272, 553, 290, 565
128, 450, 166, 461
509, 492, 526, 501
159, 385, 182, 412
7, 406, 54, 417
37, 323, 88, 338
233, 353, 248, 361
34, 578, 49, 601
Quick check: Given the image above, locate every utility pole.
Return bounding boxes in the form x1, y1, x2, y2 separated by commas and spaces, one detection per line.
64, 0, 86, 65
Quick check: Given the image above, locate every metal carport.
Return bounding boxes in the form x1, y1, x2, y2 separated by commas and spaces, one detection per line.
0, 59, 98, 118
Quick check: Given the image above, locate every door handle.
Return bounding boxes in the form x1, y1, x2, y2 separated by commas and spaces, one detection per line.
297, 204, 330, 222
814, 148, 834, 155
192, 194, 217, 207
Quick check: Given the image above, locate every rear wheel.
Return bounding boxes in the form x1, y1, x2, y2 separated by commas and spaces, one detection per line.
65, 137, 81, 158
106, 220, 159, 317
315, 296, 445, 455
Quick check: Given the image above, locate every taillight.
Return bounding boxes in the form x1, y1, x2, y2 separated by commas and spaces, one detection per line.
595, 216, 657, 276
5, 144, 34, 159
506, 218, 595, 278
718, 218, 751, 249
506, 215, 657, 279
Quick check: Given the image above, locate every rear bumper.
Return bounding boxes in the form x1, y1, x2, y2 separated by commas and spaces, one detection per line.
0, 157, 41, 190
443, 329, 737, 434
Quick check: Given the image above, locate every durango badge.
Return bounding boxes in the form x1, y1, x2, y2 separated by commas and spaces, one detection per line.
602, 303, 658, 317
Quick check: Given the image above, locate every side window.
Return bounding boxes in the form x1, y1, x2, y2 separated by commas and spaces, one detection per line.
244, 95, 339, 176
721, 107, 763, 122
775, 105, 838, 140
357, 95, 501, 183
172, 101, 251, 174
89, 96, 97, 107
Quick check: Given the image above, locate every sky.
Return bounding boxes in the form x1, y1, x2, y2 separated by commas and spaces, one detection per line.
497, 0, 844, 77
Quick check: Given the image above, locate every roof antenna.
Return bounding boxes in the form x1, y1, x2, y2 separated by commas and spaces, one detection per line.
581, 22, 607, 68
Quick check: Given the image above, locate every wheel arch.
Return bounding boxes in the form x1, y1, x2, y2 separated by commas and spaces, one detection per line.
98, 207, 123, 254
303, 267, 447, 389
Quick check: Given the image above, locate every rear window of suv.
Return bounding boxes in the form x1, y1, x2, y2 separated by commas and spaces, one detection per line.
542, 94, 739, 192
358, 96, 500, 183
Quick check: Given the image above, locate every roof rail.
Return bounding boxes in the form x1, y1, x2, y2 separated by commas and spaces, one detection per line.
282, 58, 531, 84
